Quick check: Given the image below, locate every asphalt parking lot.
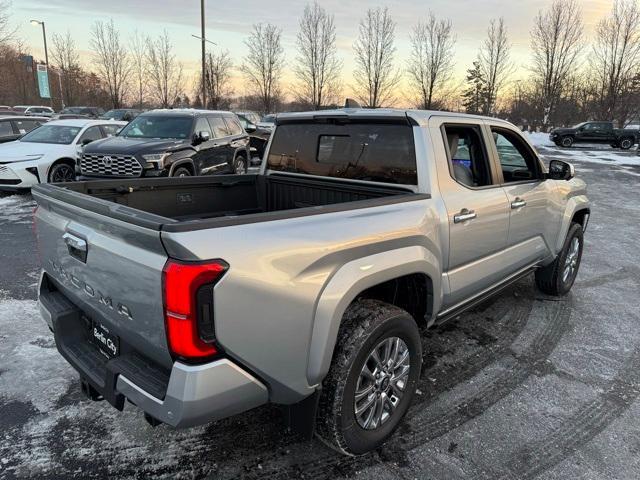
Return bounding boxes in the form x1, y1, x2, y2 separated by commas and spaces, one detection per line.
1, 145, 639, 480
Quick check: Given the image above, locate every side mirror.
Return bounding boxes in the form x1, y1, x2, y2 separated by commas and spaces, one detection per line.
245, 123, 257, 133
548, 159, 575, 180
193, 131, 210, 144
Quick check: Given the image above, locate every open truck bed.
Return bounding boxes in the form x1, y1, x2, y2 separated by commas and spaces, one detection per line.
34, 173, 417, 232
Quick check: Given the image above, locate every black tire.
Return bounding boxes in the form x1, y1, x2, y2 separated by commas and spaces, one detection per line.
560, 136, 574, 148
172, 166, 192, 177
535, 222, 584, 296
315, 299, 422, 455
233, 155, 247, 174
619, 137, 634, 150
48, 161, 76, 183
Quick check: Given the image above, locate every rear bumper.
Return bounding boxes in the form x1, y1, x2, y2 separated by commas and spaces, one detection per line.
38, 273, 268, 427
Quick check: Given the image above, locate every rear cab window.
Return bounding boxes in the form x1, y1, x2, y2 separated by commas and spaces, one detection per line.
267, 122, 417, 185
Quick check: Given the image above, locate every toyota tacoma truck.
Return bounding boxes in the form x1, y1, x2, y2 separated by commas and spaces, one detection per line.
33, 109, 590, 455
549, 121, 638, 149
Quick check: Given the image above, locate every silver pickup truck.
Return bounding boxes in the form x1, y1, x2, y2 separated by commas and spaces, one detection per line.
33, 109, 589, 455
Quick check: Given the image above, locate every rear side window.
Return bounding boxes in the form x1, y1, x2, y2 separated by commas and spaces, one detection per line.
224, 116, 243, 135
267, 123, 417, 185
208, 116, 230, 138
0, 121, 14, 136
443, 125, 492, 187
13, 119, 41, 134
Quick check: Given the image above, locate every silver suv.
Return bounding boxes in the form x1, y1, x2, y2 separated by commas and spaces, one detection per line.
33, 108, 589, 455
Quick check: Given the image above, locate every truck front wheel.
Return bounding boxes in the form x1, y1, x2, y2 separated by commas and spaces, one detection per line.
315, 299, 422, 455
535, 222, 584, 296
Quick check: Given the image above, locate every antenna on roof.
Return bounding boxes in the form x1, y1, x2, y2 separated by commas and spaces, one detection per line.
344, 98, 361, 109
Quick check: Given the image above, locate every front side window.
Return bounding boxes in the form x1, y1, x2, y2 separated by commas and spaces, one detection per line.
491, 128, 541, 183
101, 124, 122, 136
78, 126, 103, 144
267, 122, 417, 184
443, 125, 492, 187
118, 116, 193, 139
194, 117, 212, 137
19, 125, 81, 144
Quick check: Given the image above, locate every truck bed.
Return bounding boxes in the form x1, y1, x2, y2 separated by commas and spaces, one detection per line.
34, 174, 419, 232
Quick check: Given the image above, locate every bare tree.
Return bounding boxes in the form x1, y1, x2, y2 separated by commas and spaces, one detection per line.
202, 50, 233, 109
293, 1, 342, 109
241, 23, 285, 114
51, 30, 81, 107
130, 30, 147, 109
0, 0, 16, 45
477, 17, 513, 115
590, 0, 640, 122
90, 20, 131, 108
353, 7, 402, 108
146, 30, 183, 108
530, 0, 583, 126
407, 12, 455, 110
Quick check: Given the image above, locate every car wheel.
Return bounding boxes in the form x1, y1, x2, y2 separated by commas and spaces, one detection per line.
48, 162, 76, 183
535, 222, 584, 296
619, 138, 633, 150
172, 166, 192, 177
560, 136, 574, 148
233, 156, 247, 174
315, 299, 422, 455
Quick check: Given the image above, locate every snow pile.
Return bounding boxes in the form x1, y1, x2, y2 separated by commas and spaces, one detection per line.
526, 132, 555, 148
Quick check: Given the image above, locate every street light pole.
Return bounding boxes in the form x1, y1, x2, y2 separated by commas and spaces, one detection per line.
201, 0, 206, 109
30, 19, 53, 108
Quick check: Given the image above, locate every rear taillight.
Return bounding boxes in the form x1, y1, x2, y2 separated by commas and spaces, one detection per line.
162, 259, 228, 361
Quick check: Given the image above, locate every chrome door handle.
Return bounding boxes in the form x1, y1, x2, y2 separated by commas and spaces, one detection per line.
453, 208, 477, 223
511, 198, 527, 209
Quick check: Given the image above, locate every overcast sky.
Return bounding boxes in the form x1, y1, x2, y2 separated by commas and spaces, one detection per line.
11, 0, 615, 100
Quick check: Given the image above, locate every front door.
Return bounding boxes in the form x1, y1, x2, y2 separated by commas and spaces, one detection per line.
206, 115, 232, 174
488, 125, 559, 269
191, 117, 215, 174
431, 120, 510, 308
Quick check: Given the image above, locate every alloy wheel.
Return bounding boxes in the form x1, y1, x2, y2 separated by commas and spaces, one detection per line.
50, 164, 75, 183
562, 237, 580, 283
354, 336, 410, 430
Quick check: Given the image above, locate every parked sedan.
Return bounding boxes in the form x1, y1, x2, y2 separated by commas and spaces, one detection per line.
0, 116, 49, 144
257, 114, 276, 132
99, 109, 142, 121
13, 105, 55, 117
0, 119, 126, 190
59, 106, 105, 118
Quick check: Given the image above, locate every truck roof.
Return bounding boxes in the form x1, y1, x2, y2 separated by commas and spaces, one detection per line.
141, 108, 235, 117
276, 108, 512, 127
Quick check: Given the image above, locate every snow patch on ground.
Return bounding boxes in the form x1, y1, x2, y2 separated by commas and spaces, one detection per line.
526, 132, 555, 148
0, 194, 35, 225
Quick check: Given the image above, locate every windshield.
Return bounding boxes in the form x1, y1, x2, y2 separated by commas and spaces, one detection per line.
20, 125, 81, 144
261, 115, 275, 123
61, 107, 84, 114
101, 110, 125, 119
13, 107, 26, 112
118, 116, 193, 139
571, 122, 587, 129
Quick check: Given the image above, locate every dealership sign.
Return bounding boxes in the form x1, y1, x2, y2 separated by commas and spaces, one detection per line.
36, 64, 51, 99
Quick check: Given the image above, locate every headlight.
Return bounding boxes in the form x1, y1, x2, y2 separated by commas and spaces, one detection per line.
11, 154, 44, 162
141, 153, 167, 168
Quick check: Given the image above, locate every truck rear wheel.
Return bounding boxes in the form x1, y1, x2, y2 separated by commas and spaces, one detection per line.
535, 222, 584, 296
560, 136, 574, 148
619, 137, 634, 150
315, 299, 421, 455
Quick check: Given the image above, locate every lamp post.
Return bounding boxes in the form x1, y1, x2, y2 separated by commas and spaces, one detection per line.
30, 19, 53, 107
192, 1, 216, 109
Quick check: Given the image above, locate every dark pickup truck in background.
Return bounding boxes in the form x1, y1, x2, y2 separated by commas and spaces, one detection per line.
549, 121, 638, 149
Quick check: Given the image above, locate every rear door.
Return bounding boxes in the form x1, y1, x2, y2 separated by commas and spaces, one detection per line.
429, 117, 510, 308
487, 125, 558, 269
206, 115, 233, 174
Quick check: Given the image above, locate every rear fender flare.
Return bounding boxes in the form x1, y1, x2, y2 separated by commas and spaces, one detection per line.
306, 245, 441, 387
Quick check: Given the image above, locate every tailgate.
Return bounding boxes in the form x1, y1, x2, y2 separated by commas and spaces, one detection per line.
32, 185, 173, 369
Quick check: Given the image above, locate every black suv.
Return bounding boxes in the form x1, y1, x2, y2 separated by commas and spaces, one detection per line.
79, 109, 250, 179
